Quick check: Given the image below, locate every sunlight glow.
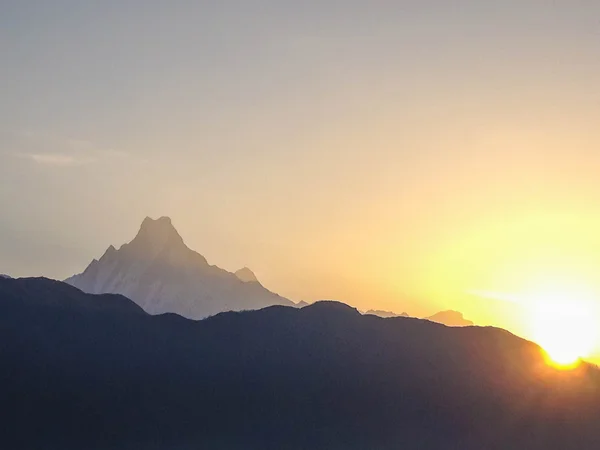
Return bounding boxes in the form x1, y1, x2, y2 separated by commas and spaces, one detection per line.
526, 282, 598, 369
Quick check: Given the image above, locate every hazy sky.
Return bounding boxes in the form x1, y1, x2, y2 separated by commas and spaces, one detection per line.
3, 1, 600, 324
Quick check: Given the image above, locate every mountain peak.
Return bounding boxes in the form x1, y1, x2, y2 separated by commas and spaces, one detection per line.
131, 216, 185, 254
100, 245, 117, 260
65, 215, 293, 318
235, 267, 258, 283
303, 300, 360, 316
140, 216, 174, 232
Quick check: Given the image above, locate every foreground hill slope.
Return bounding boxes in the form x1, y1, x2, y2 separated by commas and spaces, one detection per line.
0, 276, 145, 314
65, 216, 293, 318
2, 278, 600, 449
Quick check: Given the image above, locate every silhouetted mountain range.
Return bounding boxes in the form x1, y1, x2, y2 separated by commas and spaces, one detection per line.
364, 309, 409, 318
365, 309, 473, 326
2, 277, 600, 449
65, 216, 294, 318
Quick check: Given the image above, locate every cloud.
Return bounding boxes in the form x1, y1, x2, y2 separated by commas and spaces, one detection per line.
23, 153, 97, 167
11, 130, 138, 167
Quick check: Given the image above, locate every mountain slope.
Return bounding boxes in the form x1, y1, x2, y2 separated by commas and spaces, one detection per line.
235, 267, 259, 283
2, 277, 600, 450
65, 216, 293, 318
0, 276, 145, 314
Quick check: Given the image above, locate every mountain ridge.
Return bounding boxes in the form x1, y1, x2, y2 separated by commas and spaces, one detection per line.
0, 276, 145, 315
364, 309, 410, 318
2, 277, 600, 449
365, 308, 473, 327
235, 267, 259, 283
426, 310, 474, 327
65, 216, 294, 318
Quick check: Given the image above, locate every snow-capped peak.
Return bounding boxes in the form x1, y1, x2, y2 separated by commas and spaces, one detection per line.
65, 216, 293, 319
128, 216, 186, 257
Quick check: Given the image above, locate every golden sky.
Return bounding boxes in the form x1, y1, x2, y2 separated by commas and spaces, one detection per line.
2, 2, 600, 362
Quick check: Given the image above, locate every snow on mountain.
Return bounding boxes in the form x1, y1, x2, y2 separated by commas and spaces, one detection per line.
65, 216, 293, 319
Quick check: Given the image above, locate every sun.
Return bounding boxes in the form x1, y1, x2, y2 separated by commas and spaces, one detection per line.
527, 283, 598, 369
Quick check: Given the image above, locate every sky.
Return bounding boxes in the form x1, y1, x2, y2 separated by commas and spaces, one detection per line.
2, 2, 600, 344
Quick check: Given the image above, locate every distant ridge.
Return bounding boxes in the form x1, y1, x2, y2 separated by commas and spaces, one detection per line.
65, 216, 294, 319
365, 308, 473, 326
425, 310, 474, 327
234, 267, 259, 283
364, 309, 409, 318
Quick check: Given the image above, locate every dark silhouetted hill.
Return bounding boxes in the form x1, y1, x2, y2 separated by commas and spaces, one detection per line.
2, 278, 600, 450
0, 276, 145, 314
